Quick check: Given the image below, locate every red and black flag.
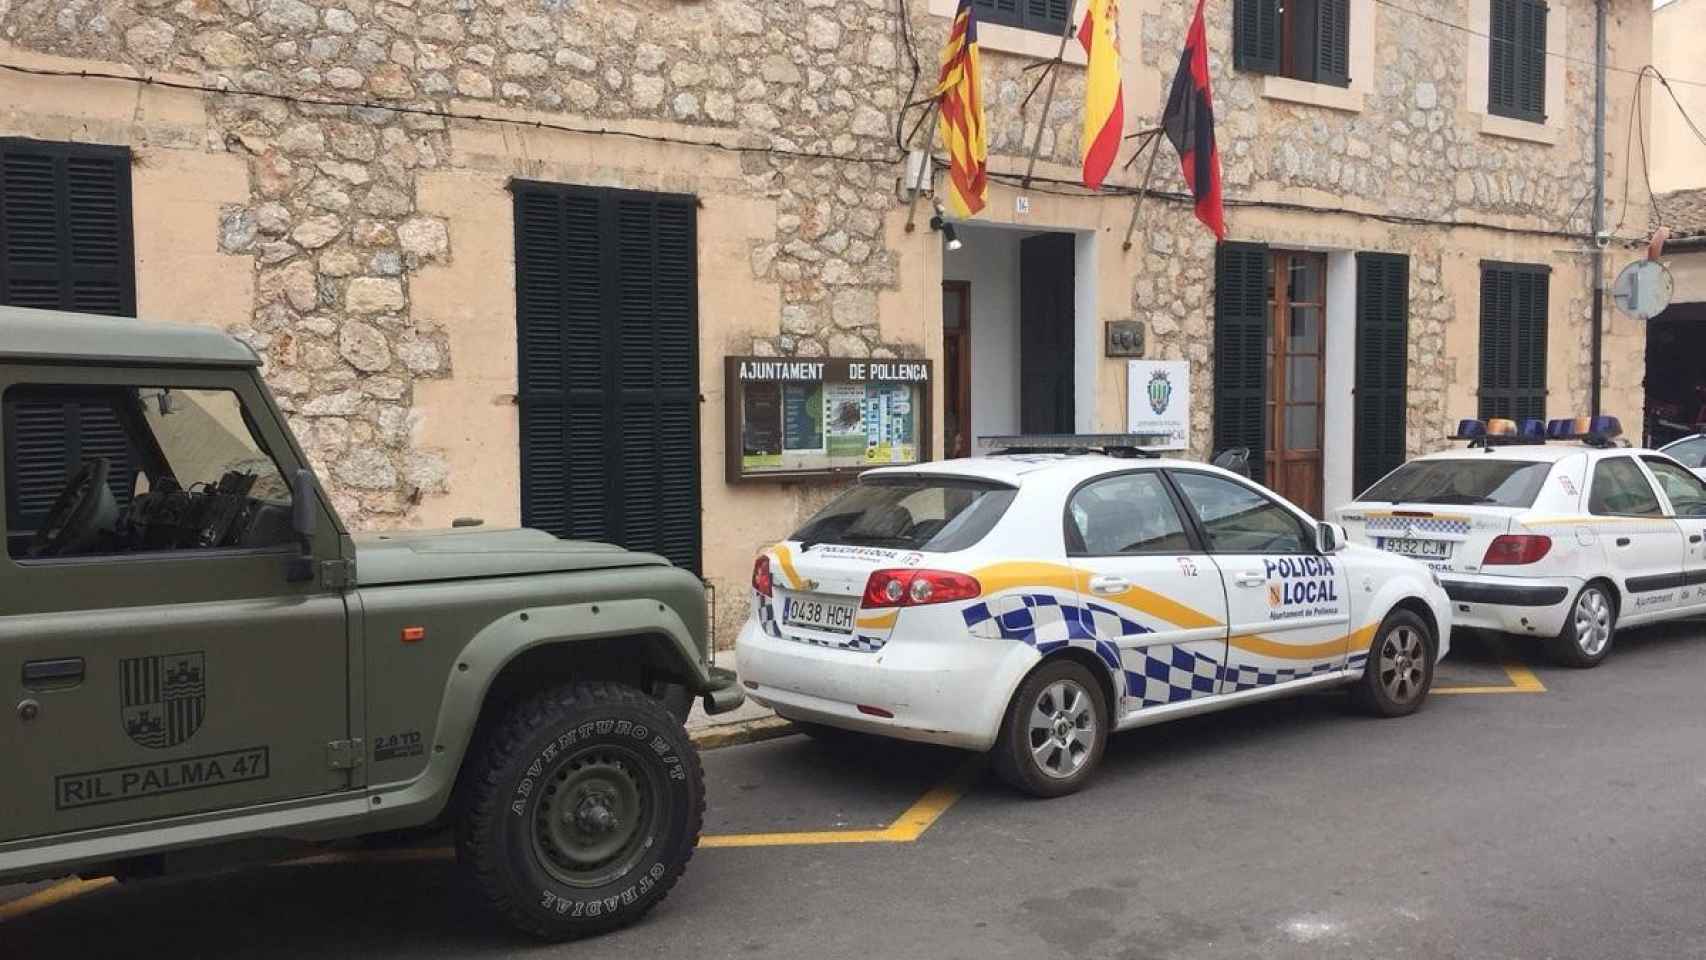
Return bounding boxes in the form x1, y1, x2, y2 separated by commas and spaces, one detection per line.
1161, 0, 1225, 240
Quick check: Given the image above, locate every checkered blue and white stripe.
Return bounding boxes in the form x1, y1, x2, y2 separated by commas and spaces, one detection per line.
1365, 516, 1471, 537
754, 594, 888, 653
963, 592, 1373, 707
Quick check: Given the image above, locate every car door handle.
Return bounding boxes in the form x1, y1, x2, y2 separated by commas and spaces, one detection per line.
1234, 572, 1267, 588
22, 657, 84, 690
1615, 537, 1632, 547
1691, 535, 1703, 544
1087, 575, 1130, 595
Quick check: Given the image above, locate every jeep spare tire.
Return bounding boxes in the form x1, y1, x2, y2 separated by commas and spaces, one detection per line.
458, 682, 705, 940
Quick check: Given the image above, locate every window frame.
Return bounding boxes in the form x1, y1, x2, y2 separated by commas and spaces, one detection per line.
2, 368, 311, 570
1163, 468, 1322, 557
1586, 455, 1665, 519
1477, 261, 1550, 423
1062, 468, 1205, 558
970, 0, 1072, 38
1488, 0, 1547, 123
1235, 0, 1352, 88
1639, 455, 1706, 518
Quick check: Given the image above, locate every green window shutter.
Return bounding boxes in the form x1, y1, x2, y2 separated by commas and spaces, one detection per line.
1518, 0, 1548, 122
0, 139, 138, 532
1490, 0, 1545, 122
1214, 242, 1269, 484
1478, 262, 1548, 422
1488, 0, 1517, 118
1353, 253, 1408, 495
513, 182, 701, 575
1234, 0, 1281, 74
1314, 0, 1351, 88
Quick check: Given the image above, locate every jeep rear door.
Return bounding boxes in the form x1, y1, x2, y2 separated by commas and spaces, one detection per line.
0, 365, 353, 845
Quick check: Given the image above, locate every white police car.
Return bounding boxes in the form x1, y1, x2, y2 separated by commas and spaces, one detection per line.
1658, 433, 1706, 482
1334, 417, 1706, 668
736, 437, 1451, 797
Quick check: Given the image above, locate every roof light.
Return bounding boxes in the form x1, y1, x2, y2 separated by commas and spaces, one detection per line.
1449, 419, 1487, 440
1517, 418, 1547, 440
1485, 418, 1518, 437
1588, 416, 1622, 438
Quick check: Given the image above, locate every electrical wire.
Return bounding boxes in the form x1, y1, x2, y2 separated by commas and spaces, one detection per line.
0, 60, 906, 168
1371, 0, 1706, 90
893, 0, 925, 153
0, 57, 1645, 244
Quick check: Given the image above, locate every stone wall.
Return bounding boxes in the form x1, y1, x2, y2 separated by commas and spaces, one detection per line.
0, 0, 1650, 537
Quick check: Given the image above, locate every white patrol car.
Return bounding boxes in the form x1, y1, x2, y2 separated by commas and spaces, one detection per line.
1334, 417, 1706, 669
1658, 433, 1706, 482
735, 437, 1451, 797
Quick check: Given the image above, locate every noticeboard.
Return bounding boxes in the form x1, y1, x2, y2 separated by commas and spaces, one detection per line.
725, 356, 933, 482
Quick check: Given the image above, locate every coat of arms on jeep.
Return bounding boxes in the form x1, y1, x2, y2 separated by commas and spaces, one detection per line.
121, 652, 207, 749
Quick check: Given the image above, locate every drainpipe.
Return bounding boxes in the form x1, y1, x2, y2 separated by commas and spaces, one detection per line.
1589, 0, 1608, 417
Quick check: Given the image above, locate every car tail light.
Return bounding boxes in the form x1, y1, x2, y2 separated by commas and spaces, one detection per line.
1483, 535, 1552, 566
751, 555, 773, 597
861, 569, 981, 608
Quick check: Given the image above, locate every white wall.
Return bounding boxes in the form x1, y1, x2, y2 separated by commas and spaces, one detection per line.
944, 226, 1022, 450
1323, 251, 1358, 512
1074, 230, 1101, 432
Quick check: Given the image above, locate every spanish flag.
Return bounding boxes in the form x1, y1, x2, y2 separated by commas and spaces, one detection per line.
1080, 0, 1125, 190
934, 0, 988, 217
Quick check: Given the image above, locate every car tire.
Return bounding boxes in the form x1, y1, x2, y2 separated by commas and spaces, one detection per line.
1549, 582, 1616, 669
457, 682, 704, 941
1351, 609, 1435, 717
991, 659, 1108, 798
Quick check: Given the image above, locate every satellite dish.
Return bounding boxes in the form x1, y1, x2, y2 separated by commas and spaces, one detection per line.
1612, 259, 1673, 320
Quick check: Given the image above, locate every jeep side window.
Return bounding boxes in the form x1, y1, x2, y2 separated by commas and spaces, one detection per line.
4, 384, 294, 560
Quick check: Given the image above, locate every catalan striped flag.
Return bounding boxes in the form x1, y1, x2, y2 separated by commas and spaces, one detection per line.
1079, 0, 1125, 190
934, 0, 988, 217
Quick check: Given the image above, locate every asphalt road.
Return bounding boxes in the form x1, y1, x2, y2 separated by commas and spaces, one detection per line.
5, 626, 1705, 960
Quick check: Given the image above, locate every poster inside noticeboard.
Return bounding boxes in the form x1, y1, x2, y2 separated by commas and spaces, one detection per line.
726, 356, 933, 481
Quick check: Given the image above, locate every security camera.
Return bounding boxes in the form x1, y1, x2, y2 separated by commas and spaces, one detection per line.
1594, 229, 1612, 248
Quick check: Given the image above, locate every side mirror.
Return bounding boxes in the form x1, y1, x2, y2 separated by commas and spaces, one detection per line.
1316, 521, 1347, 554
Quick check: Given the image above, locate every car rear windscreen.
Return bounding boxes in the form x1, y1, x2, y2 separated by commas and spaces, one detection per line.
791, 476, 1017, 553
1358, 459, 1552, 507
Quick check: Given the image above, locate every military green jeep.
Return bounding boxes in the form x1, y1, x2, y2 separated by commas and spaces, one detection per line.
0, 307, 742, 940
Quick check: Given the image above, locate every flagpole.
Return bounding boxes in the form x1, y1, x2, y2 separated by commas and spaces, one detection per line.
1121, 128, 1163, 252
902, 97, 942, 233
1021, 10, 1078, 189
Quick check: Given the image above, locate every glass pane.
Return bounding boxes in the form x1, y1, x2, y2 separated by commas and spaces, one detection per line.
1289, 257, 1322, 302
942, 288, 964, 330
1361, 459, 1551, 506
1172, 472, 1307, 553
1285, 404, 1320, 450
1287, 356, 1320, 402
1643, 458, 1706, 516
1589, 458, 1662, 517
792, 477, 1017, 552
1068, 472, 1192, 555
1288, 306, 1321, 353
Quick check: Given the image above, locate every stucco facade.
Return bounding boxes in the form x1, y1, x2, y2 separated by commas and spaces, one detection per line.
0, 0, 1652, 648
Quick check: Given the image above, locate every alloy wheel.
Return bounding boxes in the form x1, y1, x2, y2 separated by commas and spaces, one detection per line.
1027, 679, 1096, 780
1378, 625, 1428, 705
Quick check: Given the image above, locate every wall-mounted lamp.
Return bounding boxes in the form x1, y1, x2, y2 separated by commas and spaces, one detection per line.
929, 211, 963, 252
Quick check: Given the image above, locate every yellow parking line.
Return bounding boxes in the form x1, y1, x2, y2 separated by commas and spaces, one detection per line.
699, 756, 982, 849
1435, 660, 1547, 695
0, 876, 115, 923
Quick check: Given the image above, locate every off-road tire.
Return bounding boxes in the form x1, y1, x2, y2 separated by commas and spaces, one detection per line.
1548, 581, 1617, 669
1351, 608, 1435, 717
991, 659, 1108, 798
653, 681, 694, 727
457, 682, 705, 941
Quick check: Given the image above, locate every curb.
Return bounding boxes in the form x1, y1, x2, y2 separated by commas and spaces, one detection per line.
689, 716, 798, 750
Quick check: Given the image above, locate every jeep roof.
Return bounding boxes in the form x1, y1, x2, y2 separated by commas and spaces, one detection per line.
0, 306, 260, 368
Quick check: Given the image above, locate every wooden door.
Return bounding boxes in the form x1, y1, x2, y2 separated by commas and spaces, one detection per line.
942, 281, 972, 458
1265, 251, 1326, 516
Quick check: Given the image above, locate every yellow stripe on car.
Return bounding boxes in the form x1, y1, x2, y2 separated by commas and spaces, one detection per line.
771, 543, 805, 590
